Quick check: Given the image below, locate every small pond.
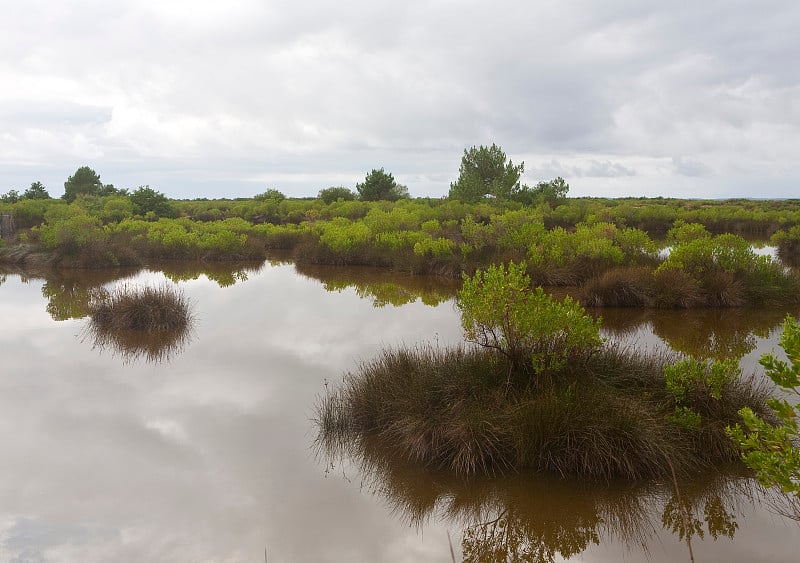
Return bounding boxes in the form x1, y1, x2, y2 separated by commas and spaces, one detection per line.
1, 261, 799, 562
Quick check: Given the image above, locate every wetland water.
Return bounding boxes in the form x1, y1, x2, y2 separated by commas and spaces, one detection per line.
1, 261, 799, 562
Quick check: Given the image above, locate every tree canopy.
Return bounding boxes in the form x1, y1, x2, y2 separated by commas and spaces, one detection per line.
23, 181, 50, 200
253, 189, 286, 201
519, 177, 570, 207
318, 186, 356, 204
130, 186, 177, 218
449, 144, 525, 203
63, 166, 104, 202
0, 189, 20, 203
356, 168, 409, 201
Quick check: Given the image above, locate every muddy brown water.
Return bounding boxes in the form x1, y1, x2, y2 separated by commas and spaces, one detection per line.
1, 262, 799, 562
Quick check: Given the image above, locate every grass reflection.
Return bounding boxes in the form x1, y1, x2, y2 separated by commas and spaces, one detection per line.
598, 306, 799, 360
157, 260, 266, 288
295, 263, 459, 307
317, 432, 760, 562
83, 321, 194, 364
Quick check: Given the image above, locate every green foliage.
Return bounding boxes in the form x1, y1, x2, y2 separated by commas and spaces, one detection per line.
667, 220, 711, 244
614, 226, 657, 262
665, 357, 739, 431
317, 217, 372, 253
671, 406, 703, 431
63, 166, 104, 202
100, 196, 135, 223
449, 143, 524, 203
8, 198, 64, 228
659, 234, 754, 276
728, 316, 800, 495
1, 189, 20, 203
527, 223, 634, 278
658, 233, 798, 306
98, 183, 126, 197
457, 261, 602, 378
412, 235, 455, 257
129, 186, 177, 218
23, 181, 50, 199
37, 207, 104, 254
253, 188, 286, 201
518, 177, 570, 207
356, 168, 409, 201
772, 224, 800, 267
318, 186, 356, 204
665, 358, 738, 404
490, 209, 546, 252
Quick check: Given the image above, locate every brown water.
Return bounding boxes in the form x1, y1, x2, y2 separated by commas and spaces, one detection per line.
1, 262, 799, 562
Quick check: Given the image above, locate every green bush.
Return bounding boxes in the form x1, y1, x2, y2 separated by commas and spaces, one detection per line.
659, 233, 798, 306
457, 261, 602, 381
728, 316, 800, 496
772, 225, 800, 267
318, 186, 356, 204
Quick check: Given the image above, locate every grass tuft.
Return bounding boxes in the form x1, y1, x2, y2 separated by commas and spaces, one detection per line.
85, 283, 194, 362
89, 283, 193, 332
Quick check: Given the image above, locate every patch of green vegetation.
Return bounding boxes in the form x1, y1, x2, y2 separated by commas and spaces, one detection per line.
728, 316, 800, 504
317, 263, 772, 481
583, 231, 800, 307
3, 155, 800, 309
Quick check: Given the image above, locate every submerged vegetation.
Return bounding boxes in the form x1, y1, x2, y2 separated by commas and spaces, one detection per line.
317, 263, 774, 481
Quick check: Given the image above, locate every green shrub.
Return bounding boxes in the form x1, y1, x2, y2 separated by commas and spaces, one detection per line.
457, 261, 602, 381
318, 186, 356, 204
658, 233, 799, 306
666, 221, 711, 244
728, 316, 800, 496
772, 225, 800, 267
317, 218, 372, 253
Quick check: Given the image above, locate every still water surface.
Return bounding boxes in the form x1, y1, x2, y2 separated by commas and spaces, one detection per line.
1, 262, 799, 562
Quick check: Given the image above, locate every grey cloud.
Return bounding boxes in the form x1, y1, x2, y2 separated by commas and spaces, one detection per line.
1, 0, 799, 198
528, 158, 637, 182
0, 101, 110, 127
672, 156, 711, 177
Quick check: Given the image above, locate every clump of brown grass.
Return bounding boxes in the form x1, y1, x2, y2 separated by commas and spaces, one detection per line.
86, 283, 194, 363
701, 270, 747, 308
650, 268, 705, 308
315, 342, 771, 482
582, 267, 654, 307
89, 283, 193, 332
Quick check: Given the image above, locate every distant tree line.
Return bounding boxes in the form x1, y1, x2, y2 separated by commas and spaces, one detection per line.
2, 143, 567, 208
0, 181, 51, 203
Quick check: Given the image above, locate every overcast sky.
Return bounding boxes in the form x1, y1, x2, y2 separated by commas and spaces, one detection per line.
1, 0, 798, 200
